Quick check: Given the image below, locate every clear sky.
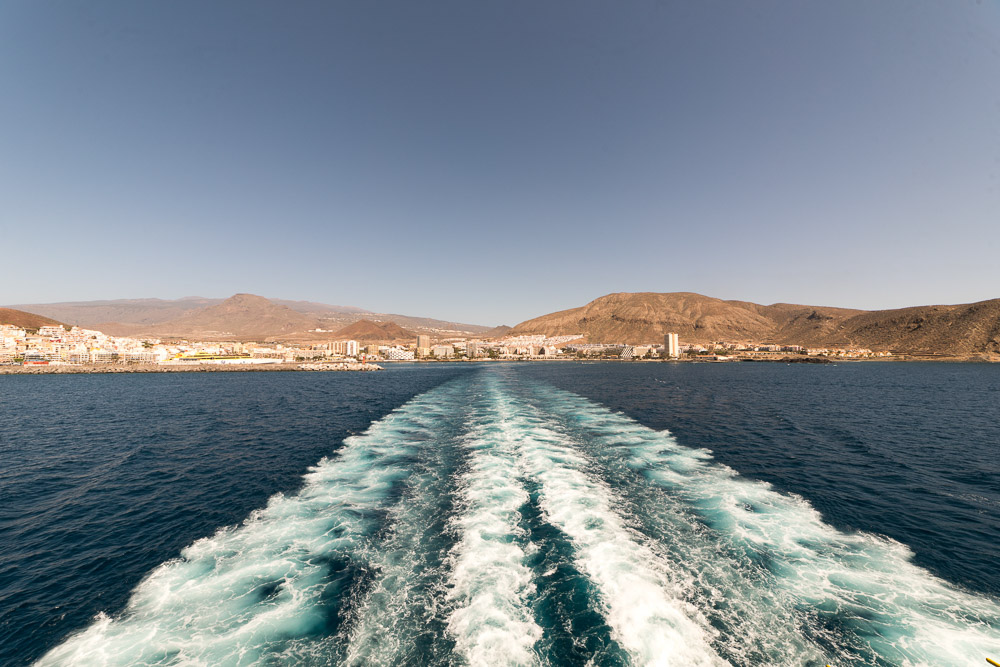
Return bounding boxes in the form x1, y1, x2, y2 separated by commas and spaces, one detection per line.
2, 1, 998, 325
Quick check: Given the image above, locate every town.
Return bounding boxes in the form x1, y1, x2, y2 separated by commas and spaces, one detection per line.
0, 323, 890, 370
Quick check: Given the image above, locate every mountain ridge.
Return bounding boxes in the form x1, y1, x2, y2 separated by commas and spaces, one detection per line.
9, 295, 490, 339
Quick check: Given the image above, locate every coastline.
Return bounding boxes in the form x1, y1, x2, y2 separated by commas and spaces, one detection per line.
3, 355, 995, 375
0, 362, 382, 375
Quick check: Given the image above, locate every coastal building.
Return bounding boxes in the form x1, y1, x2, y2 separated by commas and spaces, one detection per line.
37, 325, 67, 338
664, 332, 680, 358
431, 344, 453, 358
416, 335, 431, 349
345, 340, 359, 357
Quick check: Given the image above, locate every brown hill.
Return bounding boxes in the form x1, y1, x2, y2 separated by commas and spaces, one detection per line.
511, 292, 1000, 355
0, 308, 65, 330
481, 325, 513, 339
331, 319, 416, 342
513, 293, 784, 343
829, 299, 1000, 356
139, 294, 319, 340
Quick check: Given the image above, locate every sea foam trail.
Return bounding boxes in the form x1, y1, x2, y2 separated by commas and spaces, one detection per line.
443, 382, 543, 667
492, 375, 726, 666
338, 399, 469, 666
35, 383, 462, 667
517, 381, 831, 666
522, 380, 1000, 666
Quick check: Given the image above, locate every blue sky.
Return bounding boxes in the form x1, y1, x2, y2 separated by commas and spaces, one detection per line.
2, 1, 998, 325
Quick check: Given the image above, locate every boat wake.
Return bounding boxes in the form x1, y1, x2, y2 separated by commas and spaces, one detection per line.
37, 367, 1000, 666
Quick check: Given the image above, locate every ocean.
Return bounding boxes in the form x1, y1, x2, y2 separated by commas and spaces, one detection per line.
1, 362, 998, 665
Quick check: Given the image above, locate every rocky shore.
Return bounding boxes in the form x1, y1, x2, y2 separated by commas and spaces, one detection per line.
0, 362, 381, 375
298, 362, 382, 371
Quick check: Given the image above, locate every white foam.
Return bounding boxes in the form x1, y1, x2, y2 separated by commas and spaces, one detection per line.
443, 380, 543, 666
339, 405, 466, 666
526, 382, 1000, 666
492, 377, 726, 667
35, 385, 460, 666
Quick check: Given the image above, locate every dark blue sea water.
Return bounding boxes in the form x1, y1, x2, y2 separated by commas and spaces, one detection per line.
1, 362, 998, 665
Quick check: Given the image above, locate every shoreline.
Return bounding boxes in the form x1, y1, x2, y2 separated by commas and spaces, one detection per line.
0, 362, 381, 375
1, 355, 996, 375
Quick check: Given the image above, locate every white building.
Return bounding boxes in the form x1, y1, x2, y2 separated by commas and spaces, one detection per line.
664, 332, 680, 358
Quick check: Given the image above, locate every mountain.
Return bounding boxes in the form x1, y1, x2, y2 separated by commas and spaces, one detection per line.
825, 299, 1000, 356
330, 319, 416, 342
512, 293, 828, 342
9, 296, 489, 337
371, 314, 491, 336
480, 325, 513, 339
8, 297, 367, 328
511, 292, 1000, 356
7, 298, 221, 328
98, 294, 318, 340
270, 299, 370, 316
0, 308, 65, 330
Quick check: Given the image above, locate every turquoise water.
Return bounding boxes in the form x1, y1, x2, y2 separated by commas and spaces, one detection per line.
2, 363, 999, 665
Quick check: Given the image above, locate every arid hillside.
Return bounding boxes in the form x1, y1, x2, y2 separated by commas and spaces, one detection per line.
0, 308, 65, 331
511, 292, 1000, 355
78, 294, 319, 341
828, 299, 1000, 355
330, 319, 416, 342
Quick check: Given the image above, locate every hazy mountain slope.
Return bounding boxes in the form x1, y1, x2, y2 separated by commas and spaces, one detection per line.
7, 298, 221, 327
9, 297, 487, 337
371, 314, 491, 335
138, 294, 319, 340
269, 299, 369, 316
330, 319, 416, 342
